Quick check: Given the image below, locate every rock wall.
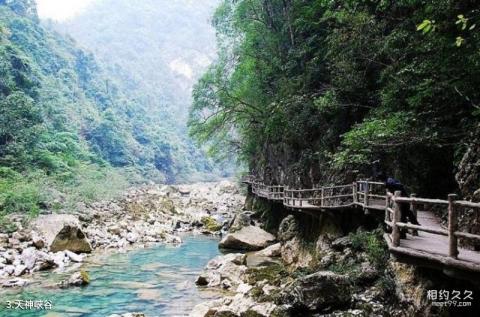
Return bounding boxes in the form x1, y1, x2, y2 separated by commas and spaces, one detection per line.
455, 125, 480, 249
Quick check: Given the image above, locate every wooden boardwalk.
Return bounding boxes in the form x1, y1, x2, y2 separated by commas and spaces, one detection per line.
242, 175, 480, 278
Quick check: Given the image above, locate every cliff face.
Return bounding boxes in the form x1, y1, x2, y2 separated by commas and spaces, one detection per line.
455, 125, 480, 249
250, 142, 355, 189
456, 125, 480, 202
250, 139, 457, 199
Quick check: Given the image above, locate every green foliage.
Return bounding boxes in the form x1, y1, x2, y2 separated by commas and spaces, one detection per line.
0, 1, 228, 219
333, 112, 414, 167
349, 229, 388, 270
190, 0, 480, 196
417, 19, 436, 34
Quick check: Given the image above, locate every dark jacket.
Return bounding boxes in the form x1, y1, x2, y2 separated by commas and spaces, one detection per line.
385, 177, 408, 196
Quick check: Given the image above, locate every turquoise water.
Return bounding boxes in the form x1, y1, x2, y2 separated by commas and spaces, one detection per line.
0, 235, 222, 317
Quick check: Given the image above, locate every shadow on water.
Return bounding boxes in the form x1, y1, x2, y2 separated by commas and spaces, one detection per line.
0, 235, 223, 317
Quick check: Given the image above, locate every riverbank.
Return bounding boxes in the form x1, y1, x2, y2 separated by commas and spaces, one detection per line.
0, 180, 244, 289
189, 194, 480, 317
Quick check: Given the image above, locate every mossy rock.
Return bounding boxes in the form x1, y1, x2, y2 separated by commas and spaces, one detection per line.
80, 270, 90, 284
240, 310, 264, 317
160, 198, 177, 214
201, 216, 222, 232
246, 264, 289, 286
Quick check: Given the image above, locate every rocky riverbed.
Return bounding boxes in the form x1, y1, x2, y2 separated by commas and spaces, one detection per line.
188, 206, 458, 317
0, 180, 244, 289
1, 180, 469, 316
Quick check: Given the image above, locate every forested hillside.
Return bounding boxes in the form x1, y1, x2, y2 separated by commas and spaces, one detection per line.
190, 0, 480, 198
54, 0, 228, 184
59, 0, 219, 126
0, 0, 220, 224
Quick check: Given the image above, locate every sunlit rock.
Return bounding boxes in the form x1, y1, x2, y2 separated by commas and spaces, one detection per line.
219, 226, 275, 251
33, 214, 92, 253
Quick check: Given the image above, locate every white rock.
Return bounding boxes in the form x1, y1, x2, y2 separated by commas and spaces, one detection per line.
256, 243, 281, 257
20, 247, 38, 270
219, 226, 276, 251
236, 283, 252, 294
53, 251, 66, 267
126, 232, 138, 244
65, 250, 83, 263
14, 264, 27, 276
2, 278, 29, 288
118, 238, 128, 248
31, 231, 45, 249
4, 265, 15, 275
107, 225, 122, 235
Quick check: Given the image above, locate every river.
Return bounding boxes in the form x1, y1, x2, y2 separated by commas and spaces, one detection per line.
0, 235, 222, 317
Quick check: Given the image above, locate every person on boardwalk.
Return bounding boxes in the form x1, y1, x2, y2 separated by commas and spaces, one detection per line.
379, 174, 420, 238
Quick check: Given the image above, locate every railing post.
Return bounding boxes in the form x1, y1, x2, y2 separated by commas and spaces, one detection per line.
410, 194, 418, 236
352, 182, 357, 203
321, 188, 324, 207
448, 194, 458, 259
364, 182, 369, 207
385, 190, 390, 223
392, 190, 402, 247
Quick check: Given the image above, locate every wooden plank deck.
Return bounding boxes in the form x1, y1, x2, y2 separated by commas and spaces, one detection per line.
397, 211, 480, 266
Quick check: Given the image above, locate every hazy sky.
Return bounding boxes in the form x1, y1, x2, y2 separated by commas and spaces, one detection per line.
36, 0, 97, 21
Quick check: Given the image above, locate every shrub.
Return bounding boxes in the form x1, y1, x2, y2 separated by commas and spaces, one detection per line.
349, 228, 389, 270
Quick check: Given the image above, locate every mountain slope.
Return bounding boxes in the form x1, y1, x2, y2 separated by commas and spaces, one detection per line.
0, 0, 221, 222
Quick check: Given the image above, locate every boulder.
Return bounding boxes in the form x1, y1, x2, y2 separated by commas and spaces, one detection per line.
277, 215, 298, 242
20, 247, 37, 270
229, 212, 253, 232
0, 233, 9, 244
107, 225, 122, 235
331, 236, 352, 251
32, 214, 92, 253
12, 230, 31, 242
31, 232, 45, 249
126, 232, 139, 243
195, 275, 209, 286
280, 271, 351, 312
198, 253, 248, 289
4, 265, 14, 275
2, 278, 29, 288
217, 180, 238, 194
65, 250, 83, 263
13, 264, 27, 276
53, 251, 66, 267
281, 237, 313, 267
219, 226, 275, 251
59, 271, 90, 288
255, 243, 281, 257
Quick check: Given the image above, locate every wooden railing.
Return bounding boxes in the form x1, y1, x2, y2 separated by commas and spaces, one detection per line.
242, 174, 480, 274
251, 181, 284, 201
244, 175, 385, 211
384, 192, 480, 265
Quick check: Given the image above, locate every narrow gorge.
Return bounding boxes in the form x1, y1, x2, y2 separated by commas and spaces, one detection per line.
1, 0, 480, 316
